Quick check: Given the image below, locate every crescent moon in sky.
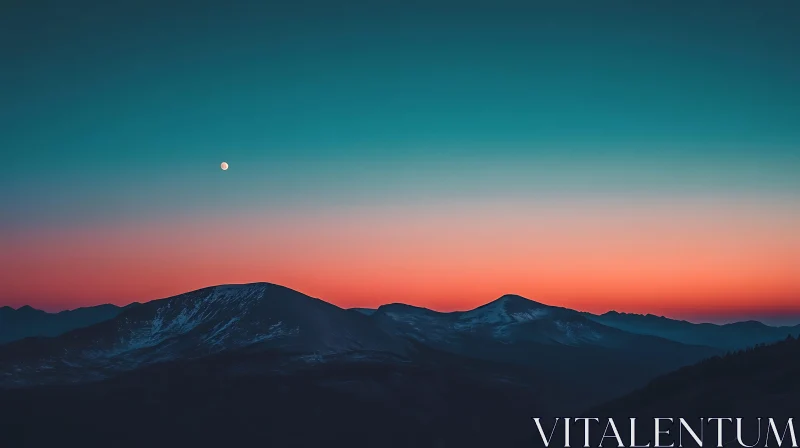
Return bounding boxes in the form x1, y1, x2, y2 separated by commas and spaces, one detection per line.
220, 162, 229, 171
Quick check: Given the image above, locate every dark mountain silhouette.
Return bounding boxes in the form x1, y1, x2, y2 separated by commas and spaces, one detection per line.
0, 283, 408, 387
0, 284, 717, 393
585, 310, 800, 351
373, 295, 706, 350
368, 295, 719, 402
589, 335, 800, 419
0, 303, 133, 344
0, 282, 768, 448
572, 336, 800, 448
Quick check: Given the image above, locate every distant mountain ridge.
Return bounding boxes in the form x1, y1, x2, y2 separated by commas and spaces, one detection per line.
371, 294, 701, 351
6, 293, 795, 348
584, 310, 800, 351
0, 303, 137, 344
354, 301, 800, 351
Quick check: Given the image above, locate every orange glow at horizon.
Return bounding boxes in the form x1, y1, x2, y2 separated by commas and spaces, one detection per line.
2, 195, 799, 320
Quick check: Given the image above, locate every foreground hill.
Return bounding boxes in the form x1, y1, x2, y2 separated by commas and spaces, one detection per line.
589, 335, 800, 419
0, 345, 548, 448
564, 336, 800, 448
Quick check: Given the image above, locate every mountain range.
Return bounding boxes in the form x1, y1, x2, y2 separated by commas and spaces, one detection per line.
4, 287, 796, 351
0, 283, 718, 391
0, 282, 796, 447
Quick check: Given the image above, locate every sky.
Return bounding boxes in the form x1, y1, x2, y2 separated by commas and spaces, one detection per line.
1, 0, 799, 324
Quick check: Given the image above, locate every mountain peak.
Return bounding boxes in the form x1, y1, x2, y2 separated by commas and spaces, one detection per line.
210, 282, 270, 291
727, 320, 770, 329
476, 294, 549, 309
459, 294, 550, 325
600, 311, 676, 322
495, 294, 540, 304
206, 282, 315, 299
16, 305, 45, 315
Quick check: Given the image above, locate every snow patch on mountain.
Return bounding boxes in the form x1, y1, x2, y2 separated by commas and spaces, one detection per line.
454, 296, 550, 330
373, 294, 615, 348
248, 322, 299, 344
104, 284, 273, 357
203, 317, 241, 346
0, 282, 423, 388
553, 320, 603, 345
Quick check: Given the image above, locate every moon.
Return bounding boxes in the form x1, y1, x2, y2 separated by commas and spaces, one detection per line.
220, 162, 229, 171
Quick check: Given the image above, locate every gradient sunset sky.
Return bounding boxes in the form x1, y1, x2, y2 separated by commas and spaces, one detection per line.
2, 0, 799, 323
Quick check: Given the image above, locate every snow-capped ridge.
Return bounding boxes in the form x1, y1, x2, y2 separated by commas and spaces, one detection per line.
458, 294, 550, 326
0, 281, 409, 387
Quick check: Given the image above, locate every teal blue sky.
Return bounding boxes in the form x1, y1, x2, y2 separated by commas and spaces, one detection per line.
3, 1, 800, 320
3, 0, 800, 231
